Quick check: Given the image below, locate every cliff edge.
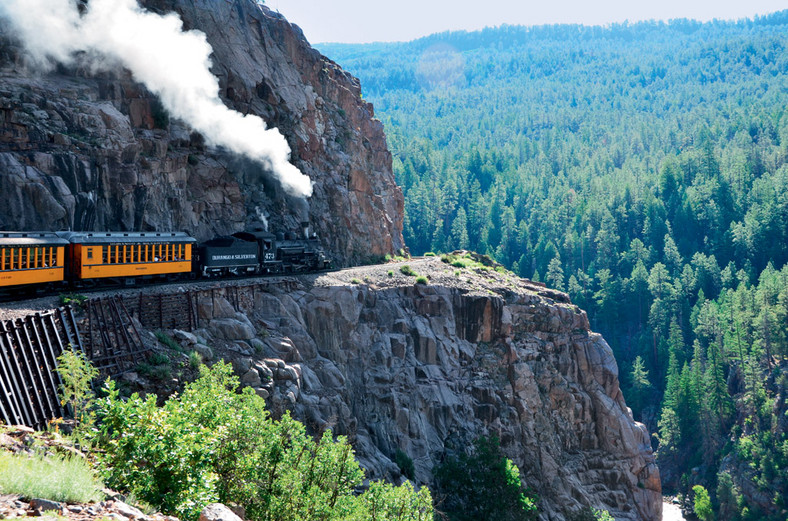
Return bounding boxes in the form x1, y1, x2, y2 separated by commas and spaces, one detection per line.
141, 257, 662, 521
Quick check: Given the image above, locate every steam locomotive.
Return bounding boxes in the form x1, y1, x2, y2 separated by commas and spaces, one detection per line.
0, 222, 330, 294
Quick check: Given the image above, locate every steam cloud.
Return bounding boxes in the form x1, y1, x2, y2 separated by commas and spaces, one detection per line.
0, 0, 313, 198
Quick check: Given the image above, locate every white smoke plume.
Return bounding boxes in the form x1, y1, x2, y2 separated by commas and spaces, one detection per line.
0, 0, 313, 198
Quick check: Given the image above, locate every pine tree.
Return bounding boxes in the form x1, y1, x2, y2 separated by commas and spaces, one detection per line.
451, 207, 470, 250
628, 356, 652, 419
546, 253, 565, 291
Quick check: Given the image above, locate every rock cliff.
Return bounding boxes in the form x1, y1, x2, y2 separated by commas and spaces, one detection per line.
142, 257, 661, 521
0, 0, 403, 265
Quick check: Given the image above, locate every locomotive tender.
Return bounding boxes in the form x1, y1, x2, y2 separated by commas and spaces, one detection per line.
0, 223, 330, 294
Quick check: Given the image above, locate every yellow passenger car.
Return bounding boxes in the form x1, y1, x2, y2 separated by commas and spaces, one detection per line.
57, 231, 196, 282
0, 232, 69, 288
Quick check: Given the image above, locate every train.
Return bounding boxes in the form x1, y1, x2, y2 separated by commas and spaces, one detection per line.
0, 222, 330, 295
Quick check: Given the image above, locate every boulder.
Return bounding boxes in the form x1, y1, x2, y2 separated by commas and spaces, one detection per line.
198, 504, 242, 521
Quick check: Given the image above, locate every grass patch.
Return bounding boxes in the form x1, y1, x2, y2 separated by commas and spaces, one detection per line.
188, 350, 202, 370
441, 253, 478, 269
0, 452, 103, 503
351, 278, 362, 284
155, 331, 182, 352
424, 252, 436, 257
137, 351, 172, 381
137, 363, 172, 381
440, 251, 503, 271
400, 265, 416, 276
387, 270, 394, 277
415, 276, 429, 285
147, 351, 170, 365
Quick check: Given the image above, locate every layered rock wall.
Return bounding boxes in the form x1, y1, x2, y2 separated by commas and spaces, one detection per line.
0, 0, 403, 265
151, 259, 661, 521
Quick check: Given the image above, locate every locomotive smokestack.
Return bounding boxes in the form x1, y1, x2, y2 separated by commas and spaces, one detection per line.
301, 221, 310, 240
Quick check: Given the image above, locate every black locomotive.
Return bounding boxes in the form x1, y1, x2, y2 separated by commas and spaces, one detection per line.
199, 223, 330, 277
0, 222, 330, 294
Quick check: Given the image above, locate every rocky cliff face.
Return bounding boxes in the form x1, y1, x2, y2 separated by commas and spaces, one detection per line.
0, 0, 403, 265
141, 258, 661, 521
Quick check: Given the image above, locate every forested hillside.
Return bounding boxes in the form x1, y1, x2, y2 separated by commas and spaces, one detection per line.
319, 12, 788, 519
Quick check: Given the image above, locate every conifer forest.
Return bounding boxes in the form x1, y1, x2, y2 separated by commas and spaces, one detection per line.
320, 12, 788, 518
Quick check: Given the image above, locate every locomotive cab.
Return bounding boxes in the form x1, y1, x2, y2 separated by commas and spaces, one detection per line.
232, 230, 281, 274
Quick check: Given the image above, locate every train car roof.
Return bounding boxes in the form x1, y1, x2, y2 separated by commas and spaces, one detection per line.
56, 231, 197, 244
0, 231, 70, 246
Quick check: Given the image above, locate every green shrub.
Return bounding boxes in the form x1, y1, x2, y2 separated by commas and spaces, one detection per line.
59, 293, 87, 308
92, 362, 432, 521
424, 252, 436, 257
0, 452, 103, 503
433, 436, 538, 521
362, 481, 432, 521
400, 265, 416, 276
415, 276, 428, 285
693, 485, 714, 521
395, 448, 415, 480
351, 278, 362, 284
387, 270, 394, 277
150, 97, 170, 129
56, 349, 99, 433
441, 253, 475, 269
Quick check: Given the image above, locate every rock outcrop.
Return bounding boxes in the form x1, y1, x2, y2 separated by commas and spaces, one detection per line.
155, 258, 661, 521
0, 0, 403, 265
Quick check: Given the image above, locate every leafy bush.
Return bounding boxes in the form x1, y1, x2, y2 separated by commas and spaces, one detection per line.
92, 362, 432, 521
415, 276, 428, 285
0, 452, 102, 503
692, 485, 714, 521
433, 436, 537, 521
56, 349, 99, 431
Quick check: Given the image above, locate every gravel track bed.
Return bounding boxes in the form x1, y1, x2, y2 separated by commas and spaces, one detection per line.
0, 255, 555, 323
